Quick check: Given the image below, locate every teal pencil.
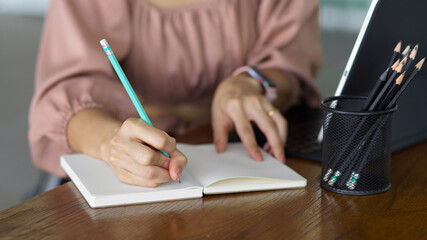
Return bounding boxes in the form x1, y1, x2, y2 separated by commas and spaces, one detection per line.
100, 39, 170, 158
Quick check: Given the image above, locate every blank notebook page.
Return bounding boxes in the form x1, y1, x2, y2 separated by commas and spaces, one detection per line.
179, 143, 306, 187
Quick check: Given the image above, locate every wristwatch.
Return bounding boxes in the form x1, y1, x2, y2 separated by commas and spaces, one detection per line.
246, 67, 278, 103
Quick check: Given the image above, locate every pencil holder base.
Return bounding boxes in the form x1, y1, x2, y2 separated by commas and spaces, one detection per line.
320, 96, 396, 196
321, 176, 391, 195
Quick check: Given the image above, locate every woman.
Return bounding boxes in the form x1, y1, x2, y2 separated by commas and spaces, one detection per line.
29, 0, 321, 187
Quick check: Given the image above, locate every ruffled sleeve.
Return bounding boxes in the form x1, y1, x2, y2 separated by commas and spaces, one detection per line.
239, 0, 322, 110
29, 0, 134, 176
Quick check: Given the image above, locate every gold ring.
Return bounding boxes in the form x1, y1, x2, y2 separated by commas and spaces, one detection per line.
267, 108, 279, 117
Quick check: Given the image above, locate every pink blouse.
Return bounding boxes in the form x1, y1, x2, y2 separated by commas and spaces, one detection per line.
29, 0, 322, 177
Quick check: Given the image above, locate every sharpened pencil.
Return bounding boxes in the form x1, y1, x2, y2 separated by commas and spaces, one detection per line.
364, 68, 390, 110
99, 39, 171, 159
401, 44, 411, 58
368, 57, 407, 111
404, 44, 418, 72
377, 73, 404, 110
387, 58, 425, 108
387, 41, 402, 69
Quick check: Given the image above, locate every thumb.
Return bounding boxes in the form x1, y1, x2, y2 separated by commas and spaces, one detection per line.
168, 149, 188, 181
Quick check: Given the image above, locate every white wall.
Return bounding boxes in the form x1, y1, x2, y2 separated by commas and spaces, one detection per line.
0, 0, 49, 15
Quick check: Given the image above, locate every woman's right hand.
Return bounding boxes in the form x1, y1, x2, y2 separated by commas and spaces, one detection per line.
102, 118, 187, 188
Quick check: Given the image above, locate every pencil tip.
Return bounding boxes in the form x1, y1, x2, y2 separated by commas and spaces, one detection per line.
402, 45, 411, 55
395, 41, 402, 52
402, 57, 408, 64
409, 44, 419, 59
416, 58, 425, 70
396, 57, 408, 73
396, 73, 404, 85
391, 59, 400, 70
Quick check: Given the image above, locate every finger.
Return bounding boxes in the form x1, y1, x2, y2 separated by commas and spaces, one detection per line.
269, 113, 287, 163
111, 165, 171, 187
263, 143, 275, 158
263, 142, 271, 153
125, 141, 171, 168
109, 146, 172, 182
228, 104, 263, 161
212, 114, 232, 153
263, 142, 278, 159
122, 118, 177, 154
113, 158, 171, 183
248, 107, 285, 163
168, 148, 188, 181
242, 96, 285, 162
271, 113, 288, 146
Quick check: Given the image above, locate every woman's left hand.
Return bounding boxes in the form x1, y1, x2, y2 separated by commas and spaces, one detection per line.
212, 73, 287, 163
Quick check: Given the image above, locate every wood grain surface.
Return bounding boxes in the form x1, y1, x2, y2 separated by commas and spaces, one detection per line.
1, 124, 426, 240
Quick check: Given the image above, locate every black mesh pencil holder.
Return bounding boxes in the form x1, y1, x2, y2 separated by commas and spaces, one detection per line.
320, 96, 397, 195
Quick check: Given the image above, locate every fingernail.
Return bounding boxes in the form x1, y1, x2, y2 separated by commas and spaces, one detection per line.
215, 141, 225, 153
175, 168, 182, 180
279, 153, 286, 163
254, 151, 263, 162
215, 142, 221, 153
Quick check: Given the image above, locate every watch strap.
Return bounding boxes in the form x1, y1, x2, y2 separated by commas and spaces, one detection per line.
246, 67, 277, 102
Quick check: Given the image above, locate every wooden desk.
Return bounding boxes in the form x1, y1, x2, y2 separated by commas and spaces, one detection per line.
1, 124, 426, 239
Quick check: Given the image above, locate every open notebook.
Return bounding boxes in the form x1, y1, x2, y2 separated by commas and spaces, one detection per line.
61, 143, 306, 208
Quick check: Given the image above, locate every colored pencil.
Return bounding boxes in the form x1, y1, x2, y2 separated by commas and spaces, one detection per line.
99, 39, 170, 158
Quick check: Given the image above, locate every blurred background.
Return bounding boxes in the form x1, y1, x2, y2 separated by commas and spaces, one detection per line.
0, 0, 371, 210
